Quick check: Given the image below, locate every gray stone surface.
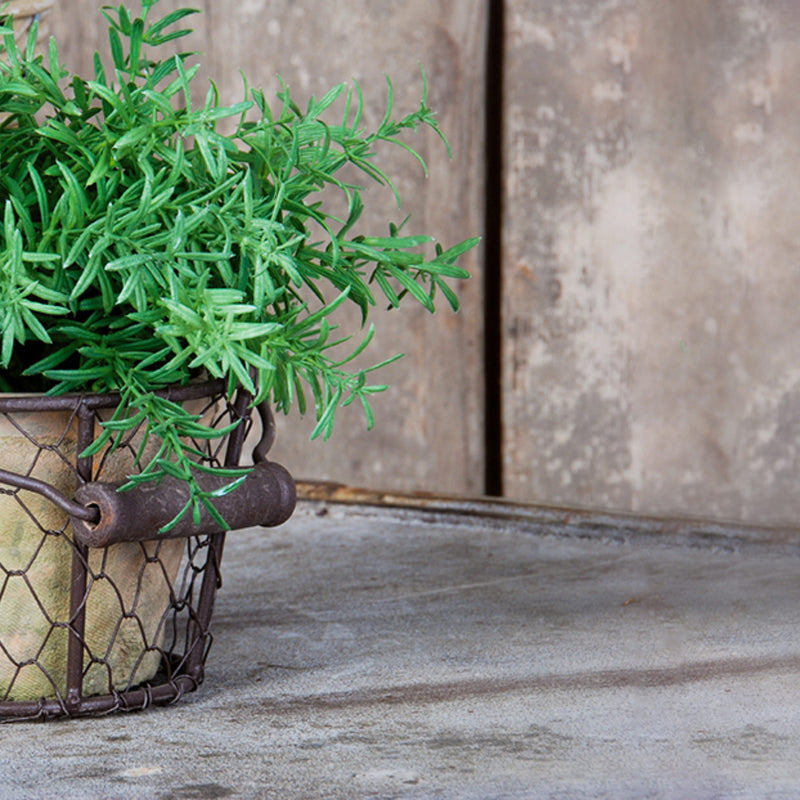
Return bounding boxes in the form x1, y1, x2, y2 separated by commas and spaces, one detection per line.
2, 496, 800, 798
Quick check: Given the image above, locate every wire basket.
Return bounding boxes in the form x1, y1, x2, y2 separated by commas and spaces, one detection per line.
0, 381, 295, 721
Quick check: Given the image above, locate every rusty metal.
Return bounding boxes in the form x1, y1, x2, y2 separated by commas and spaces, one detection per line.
70, 460, 297, 547
0, 381, 295, 720
0, 394, 292, 538
253, 398, 277, 463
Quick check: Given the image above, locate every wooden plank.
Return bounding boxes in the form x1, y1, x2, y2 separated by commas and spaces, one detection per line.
503, 0, 800, 524
48, 1, 486, 495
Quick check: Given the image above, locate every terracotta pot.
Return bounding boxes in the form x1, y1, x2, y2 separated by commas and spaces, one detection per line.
0, 398, 207, 701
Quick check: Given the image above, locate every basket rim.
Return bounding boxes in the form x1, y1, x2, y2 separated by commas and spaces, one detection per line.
0, 378, 228, 413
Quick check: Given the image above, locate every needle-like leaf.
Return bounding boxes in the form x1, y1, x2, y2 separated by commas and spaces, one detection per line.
0, 0, 477, 529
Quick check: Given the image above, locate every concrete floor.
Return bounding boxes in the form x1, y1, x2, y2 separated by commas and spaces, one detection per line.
3, 488, 800, 799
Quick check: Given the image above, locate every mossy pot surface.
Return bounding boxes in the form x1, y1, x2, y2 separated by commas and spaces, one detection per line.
0, 394, 210, 702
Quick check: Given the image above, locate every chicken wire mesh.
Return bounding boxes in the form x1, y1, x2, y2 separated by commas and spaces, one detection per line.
0, 381, 273, 720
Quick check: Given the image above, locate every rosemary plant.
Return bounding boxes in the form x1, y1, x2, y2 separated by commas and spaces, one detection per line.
0, 0, 477, 529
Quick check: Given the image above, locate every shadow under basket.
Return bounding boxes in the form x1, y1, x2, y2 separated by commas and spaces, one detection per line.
0, 381, 296, 721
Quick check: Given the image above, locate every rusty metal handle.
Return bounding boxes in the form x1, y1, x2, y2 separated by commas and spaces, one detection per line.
253, 399, 276, 464
69, 460, 297, 548
0, 399, 293, 546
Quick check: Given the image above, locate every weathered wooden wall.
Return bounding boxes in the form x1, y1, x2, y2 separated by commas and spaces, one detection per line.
50, 0, 487, 495
504, 1, 800, 525
44, 1, 800, 526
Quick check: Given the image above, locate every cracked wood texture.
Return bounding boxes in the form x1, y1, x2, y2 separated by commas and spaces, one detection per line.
50, 1, 486, 496
504, 1, 800, 524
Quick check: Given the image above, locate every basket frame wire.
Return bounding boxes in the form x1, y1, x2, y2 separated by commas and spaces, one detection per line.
0, 380, 250, 721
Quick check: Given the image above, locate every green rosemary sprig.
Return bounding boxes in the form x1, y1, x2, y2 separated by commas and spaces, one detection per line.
0, 0, 477, 528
